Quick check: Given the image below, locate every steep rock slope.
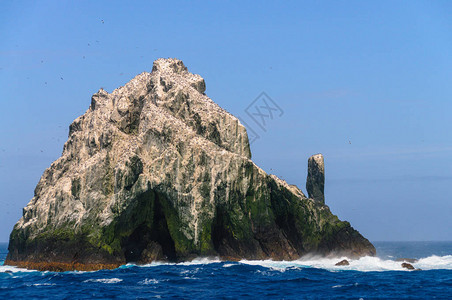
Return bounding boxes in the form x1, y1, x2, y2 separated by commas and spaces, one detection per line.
6, 58, 375, 271
306, 154, 325, 203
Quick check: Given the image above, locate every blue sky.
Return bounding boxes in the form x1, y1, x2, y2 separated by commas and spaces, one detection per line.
0, 1, 451, 242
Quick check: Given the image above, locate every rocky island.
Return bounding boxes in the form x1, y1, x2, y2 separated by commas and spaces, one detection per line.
6, 58, 375, 271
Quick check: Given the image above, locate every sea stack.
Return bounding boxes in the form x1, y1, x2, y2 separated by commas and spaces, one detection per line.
5, 58, 375, 271
306, 154, 325, 203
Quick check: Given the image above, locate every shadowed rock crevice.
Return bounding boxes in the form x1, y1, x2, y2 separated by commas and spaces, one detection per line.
122, 191, 177, 263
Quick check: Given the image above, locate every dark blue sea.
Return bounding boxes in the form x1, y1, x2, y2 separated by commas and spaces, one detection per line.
1, 242, 451, 299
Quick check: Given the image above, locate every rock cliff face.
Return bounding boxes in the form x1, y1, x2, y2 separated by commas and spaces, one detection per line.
6, 58, 375, 271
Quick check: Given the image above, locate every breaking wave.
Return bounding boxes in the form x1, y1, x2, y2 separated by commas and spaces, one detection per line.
107, 255, 452, 272
2, 255, 452, 274
238, 255, 452, 272
120, 257, 222, 268
0, 265, 38, 273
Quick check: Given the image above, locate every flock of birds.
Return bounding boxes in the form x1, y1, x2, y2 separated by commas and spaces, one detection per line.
5, 19, 148, 87
0, 17, 356, 160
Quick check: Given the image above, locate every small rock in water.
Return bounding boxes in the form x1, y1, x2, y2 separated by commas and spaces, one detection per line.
335, 259, 350, 266
401, 263, 415, 270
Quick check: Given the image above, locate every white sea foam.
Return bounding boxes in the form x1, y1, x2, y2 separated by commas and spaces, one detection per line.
31, 283, 56, 286
177, 257, 221, 265
0, 265, 37, 273
139, 278, 160, 285
416, 255, 452, 270
332, 283, 358, 289
136, 257, 221, 268
119, 255, 452, 272
239, 255, 452, 272
83, 278, 123, 284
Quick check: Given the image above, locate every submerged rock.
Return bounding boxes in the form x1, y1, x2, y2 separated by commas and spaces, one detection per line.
335, 259, 350, 266
306, 154, 325, 203
5, 58, 375, 271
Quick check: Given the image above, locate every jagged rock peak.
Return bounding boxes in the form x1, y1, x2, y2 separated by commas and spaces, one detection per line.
152, 58, 188, 73
151, 58, 205, 93
306, 154, 325, 203
71, 58, 251, 158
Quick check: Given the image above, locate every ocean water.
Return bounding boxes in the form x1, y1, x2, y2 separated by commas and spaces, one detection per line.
1, 242, 451, 299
